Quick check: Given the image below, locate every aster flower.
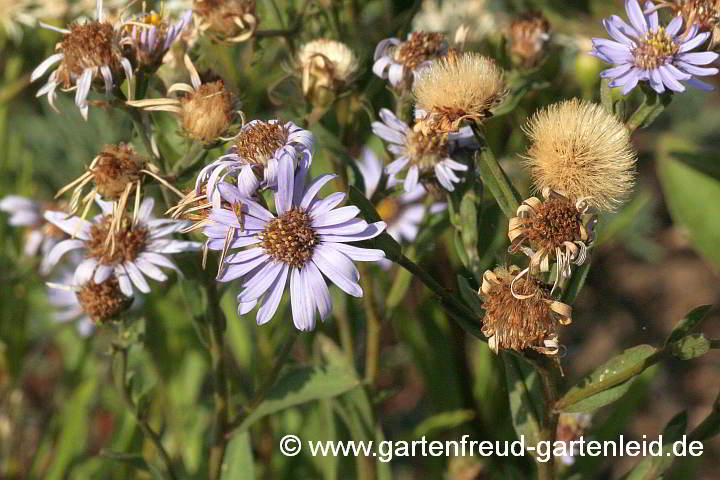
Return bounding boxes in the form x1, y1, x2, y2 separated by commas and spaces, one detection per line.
478, 265, 572, 355
295, 38, 359, 99
43, 197, 200, 296
204, 154, 386, 330
0, 195, 69, 272
590, 0, 719, 94
30, 0, 134, 119
509, 189, 597, 291
195, 119, 314, 201
372, 31, 448, 89
412, 52, 507, 132
127, 55, 239, 143
356, 147, 445, 244
119, 8, 192, 68
523, 99, 637, 212
194, 0, 258, 43
372, 109, 477, 193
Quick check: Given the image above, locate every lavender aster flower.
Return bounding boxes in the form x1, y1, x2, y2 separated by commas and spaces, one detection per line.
30, 0, 134, 119
196, 119, 314, 200
356, 148, 445, 244
204, 154, 386, 331
372, 109, 476, 193
373, 31, 448, 89
0, 195, 68, 272
43, 197, 200, 296
119, 8, 193, 68
591, 0, 719, 94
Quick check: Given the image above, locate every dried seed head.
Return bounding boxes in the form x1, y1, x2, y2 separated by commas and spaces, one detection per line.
92, 144, 147, 199
194, 0, 257, 41
297, 38, 359, 97
393, 31, 447, 71
179, 80, 234, 142
413, 52, 507, 132
259, 207, 316, 268
58, 22, 122, 87
524, 99, 636, 212
76, 277, 132, 323
522, 197, 581, 251
510, 11, 550, 68
88, 215, 148, 265
479, 265, 570, 355
234, 121, 289, 165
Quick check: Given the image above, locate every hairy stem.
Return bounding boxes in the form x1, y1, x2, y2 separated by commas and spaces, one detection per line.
360, 264, 382, 383
112, 346, 179, 480
207, 283, 230, 480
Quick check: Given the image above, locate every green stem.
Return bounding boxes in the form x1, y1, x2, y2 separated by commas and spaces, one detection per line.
396, 254, 485, 339
112, 346, 179, 480
470, 126, 521, 218
225, 329, 299, 436
206, 283, 230, 480
536, 359, 560, 480
360, 265, 382, 383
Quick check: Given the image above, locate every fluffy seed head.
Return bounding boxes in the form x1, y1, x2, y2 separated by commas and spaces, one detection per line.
413, 52, 507, 132
524, 99, 636, 212
92, 144, 147, 199
480, 265, 567, 354
76, 277, 132, 323
179, 81, 234, 142
88, 216, 148, 265
297, 38, 359, 98
259, 207, 316, 268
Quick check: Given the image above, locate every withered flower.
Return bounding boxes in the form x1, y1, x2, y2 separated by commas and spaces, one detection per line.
194, 0, 258, 43
510, 11, 551, 68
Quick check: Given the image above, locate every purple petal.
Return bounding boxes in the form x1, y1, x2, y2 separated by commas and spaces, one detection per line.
600, 63, 633, 79
328, 242, 386, 262
312, 245, 362, 298
125, 261, 150, 293
677, 51, 720, 66
312, 206, 360, 227
319, 221, 387, 243
644, 1, 658, 31
44, 211, 92, 240
45, 239, 85, 269
658, 65, 685, 92
666, 16, 683, 37
675, 61, 718, 76
305, 262, 331, 321
256, 263, 289, 325
308, 192, 346, 217
290, 267, 315, 331
274, 152, 294, 215
238, 261, 285, 302
300, 174, 338, 209
678, 31, 710, 53
625, 0, 648, 35
404, 165, 419, 192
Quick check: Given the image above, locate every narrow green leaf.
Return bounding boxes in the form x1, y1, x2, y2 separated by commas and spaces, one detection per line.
626, 88, 673, 131
622, 412, 687, 480
235, 365, 361, 432
658, 149, 720, 270
413, 409, 476, 438
457, 275, 483, 314
100, 451, 165, 480
474, 148, 521, 219
221, 432, 254, 480
560, 261, 591, 305
666, 305, 712, 346
557, 345, 659, 412
503, 354, 543, 449
670, 334, 711, 360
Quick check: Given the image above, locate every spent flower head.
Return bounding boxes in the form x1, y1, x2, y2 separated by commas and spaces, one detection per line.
204, 154, 386, 330
591, 0, 719, 94
193, 0, 257, 42
509, 189, 597, 291
30, 0, 133, 119
373, 31, 448, 89
523, 99, 637, 212
479, 265, 572, 355
127, 55, 239, 143
118, 7, 192, 69
510, 11, 551, 68
413, 52, 507, 132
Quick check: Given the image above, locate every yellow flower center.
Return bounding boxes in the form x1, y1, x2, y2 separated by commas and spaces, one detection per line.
633, 27, 678, 69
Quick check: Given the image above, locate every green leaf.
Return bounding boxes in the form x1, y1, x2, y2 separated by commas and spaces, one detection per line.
658, 149, 720, 270
457, 275, 483, 313
670, 334, 711, 360
221, 432, 254, 480
234, 365, 361, 432
413, 409, 476, 438
626, 87, 673, 131
622, 411, 687, 480
347, 185, 402, 262
100, 451, 165, 480
503, 354, 543, 449
557, 345, 659, 413
560, 261, 591, 305
666, 305, 713, 345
